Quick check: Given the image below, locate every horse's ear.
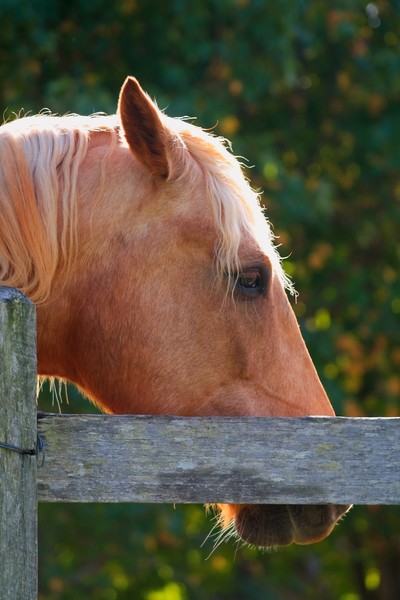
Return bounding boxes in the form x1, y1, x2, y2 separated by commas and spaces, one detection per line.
118, 77, 170, 179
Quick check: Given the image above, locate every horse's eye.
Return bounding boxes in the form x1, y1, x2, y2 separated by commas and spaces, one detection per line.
238, 270, 261, 289
236, 266, 268, 297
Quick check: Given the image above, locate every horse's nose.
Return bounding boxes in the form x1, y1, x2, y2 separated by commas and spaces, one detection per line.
233, 503, 352, 547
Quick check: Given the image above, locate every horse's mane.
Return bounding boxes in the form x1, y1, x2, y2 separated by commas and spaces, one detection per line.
0, 111, 292, 303
0, 113, 118, 302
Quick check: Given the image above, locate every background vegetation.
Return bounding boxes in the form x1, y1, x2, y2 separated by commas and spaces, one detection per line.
1, 0, 399, 598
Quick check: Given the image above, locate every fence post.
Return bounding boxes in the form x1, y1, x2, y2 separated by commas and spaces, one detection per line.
0, 287, 37, 600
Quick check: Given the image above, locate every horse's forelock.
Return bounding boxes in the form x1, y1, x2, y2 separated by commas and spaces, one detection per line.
170, 119, 295, 295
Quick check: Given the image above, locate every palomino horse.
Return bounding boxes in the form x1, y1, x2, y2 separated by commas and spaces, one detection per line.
0, 77, 349, 547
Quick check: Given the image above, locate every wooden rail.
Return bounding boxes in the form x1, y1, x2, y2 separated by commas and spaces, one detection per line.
37, 413, 400, 505
1, 286, 399, 600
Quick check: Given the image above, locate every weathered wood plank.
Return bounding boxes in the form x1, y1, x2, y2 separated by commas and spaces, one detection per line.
37, 414, 400, 505
0, 287, 37, 600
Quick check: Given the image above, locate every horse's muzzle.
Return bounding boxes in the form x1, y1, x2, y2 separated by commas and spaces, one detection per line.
234, 503, 352, 547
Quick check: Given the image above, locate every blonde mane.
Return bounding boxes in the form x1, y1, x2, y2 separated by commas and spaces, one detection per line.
0, 113, 117, 303
0, 111, 292, 303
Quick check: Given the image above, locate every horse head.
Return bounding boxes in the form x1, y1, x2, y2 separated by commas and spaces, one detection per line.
0, 77, 350, 547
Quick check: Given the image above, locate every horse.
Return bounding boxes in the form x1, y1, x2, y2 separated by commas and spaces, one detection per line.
0, 76, 350, 548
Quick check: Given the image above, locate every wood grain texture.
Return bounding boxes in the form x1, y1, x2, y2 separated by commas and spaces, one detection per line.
0, 287, 37, 600
37, 414, 400, 505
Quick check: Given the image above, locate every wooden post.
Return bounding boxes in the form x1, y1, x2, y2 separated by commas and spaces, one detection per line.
0, 287, 37, 600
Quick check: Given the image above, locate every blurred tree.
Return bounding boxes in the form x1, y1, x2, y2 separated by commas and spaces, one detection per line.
1, 0, 399, 598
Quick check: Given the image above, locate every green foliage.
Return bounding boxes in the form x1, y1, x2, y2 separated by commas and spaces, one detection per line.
38, 501, 358, 600
2, 0, 399, 598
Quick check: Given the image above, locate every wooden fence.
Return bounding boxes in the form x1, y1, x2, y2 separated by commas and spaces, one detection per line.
1, 286, 399, 600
